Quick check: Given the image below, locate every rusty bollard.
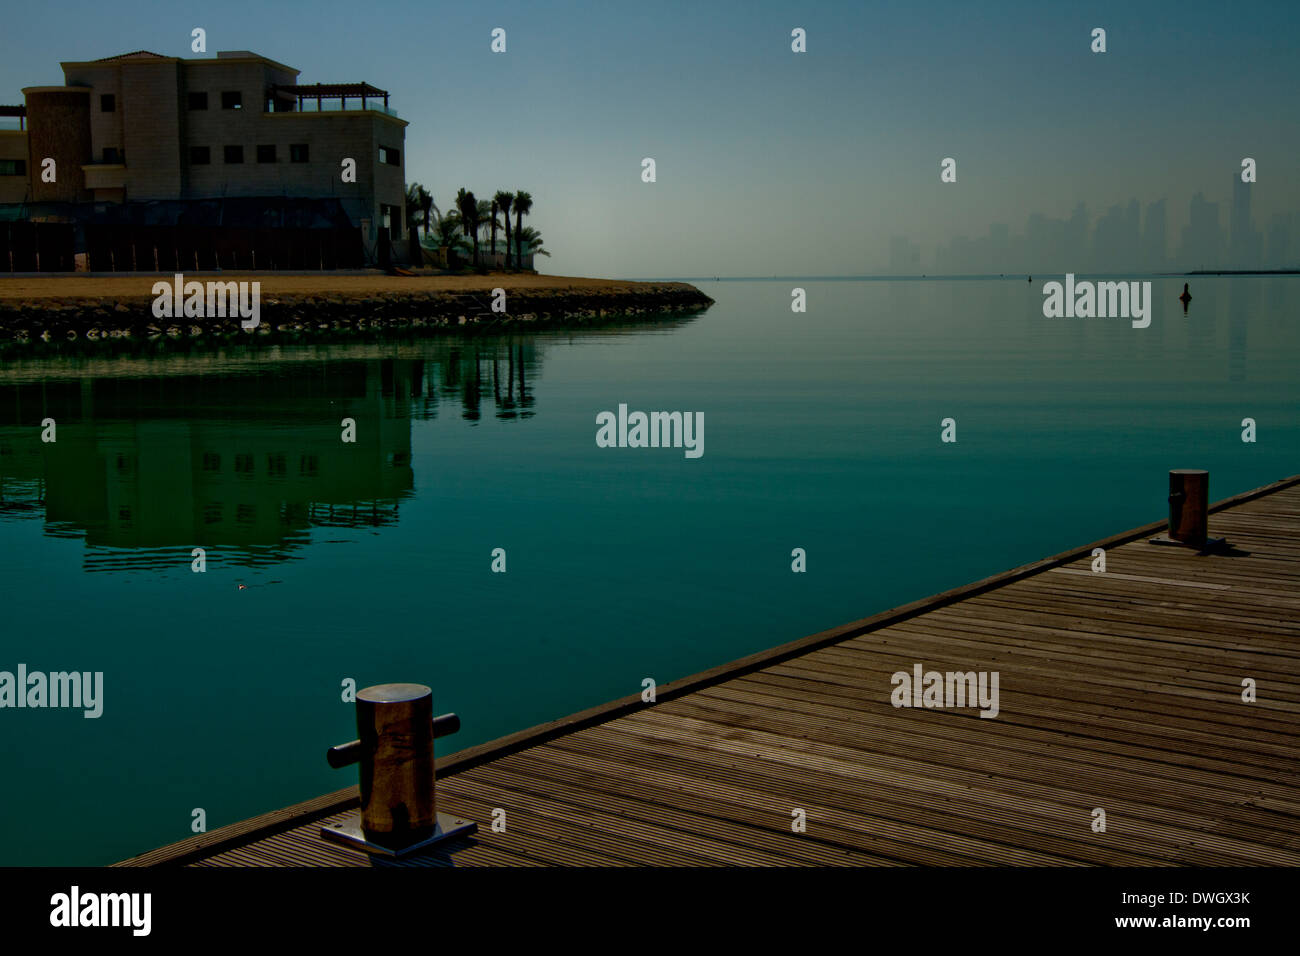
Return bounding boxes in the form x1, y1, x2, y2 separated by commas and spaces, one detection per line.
321, 683, 476, 857
1150, 469, 1228, 552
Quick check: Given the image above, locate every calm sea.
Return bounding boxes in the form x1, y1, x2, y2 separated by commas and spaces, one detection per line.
1, 276, 1296, 865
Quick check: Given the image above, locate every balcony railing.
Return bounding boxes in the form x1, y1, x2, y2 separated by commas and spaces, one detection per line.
266, 100, 399, 119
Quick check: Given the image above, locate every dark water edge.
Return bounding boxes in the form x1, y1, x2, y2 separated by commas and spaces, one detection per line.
0, 304, 713, 356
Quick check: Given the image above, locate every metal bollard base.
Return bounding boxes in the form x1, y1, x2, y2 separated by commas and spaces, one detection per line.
321, 812, 477, 857
1148, 534, 1229, 553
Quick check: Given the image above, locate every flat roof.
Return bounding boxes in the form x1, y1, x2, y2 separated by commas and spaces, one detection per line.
61, 51, 299, 76
95, 50, 171, 61
184, 52, 298, 75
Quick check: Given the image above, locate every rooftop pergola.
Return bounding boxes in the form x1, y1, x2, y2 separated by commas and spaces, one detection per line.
271, 82, 389, 112
0, 105, 26, 130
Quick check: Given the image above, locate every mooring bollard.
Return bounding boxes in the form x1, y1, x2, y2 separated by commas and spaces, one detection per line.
320, 683, 476, 857
1168, 468, 1209, 545
1150, 469, 1227, 552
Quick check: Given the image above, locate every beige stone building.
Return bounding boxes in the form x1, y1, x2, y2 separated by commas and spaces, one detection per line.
0, 107, 28, 205
1, 49, 408, 245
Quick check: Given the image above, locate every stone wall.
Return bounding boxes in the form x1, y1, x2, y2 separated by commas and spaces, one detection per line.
0, 282, 715, 347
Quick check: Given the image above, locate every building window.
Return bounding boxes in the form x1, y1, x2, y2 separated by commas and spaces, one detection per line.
202, 452, 221, 471
221, 91, 242, 110
188, 91, 208, 110
378, 145, 400, 166
256, 144, 276, 164
100, 94, 115, 112
224, 145, 244, 164
189, 146, 210, 165
0, 159, 25, 176
289, 143, 309, 163
102, 147, 122, 164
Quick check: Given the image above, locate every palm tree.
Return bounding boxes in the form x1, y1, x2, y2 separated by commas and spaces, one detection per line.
422, 190, 439, 236
513, 190, 532, 271
405, 183, 437, 239
431, 212, 470, 267
476, 198, 499, 261
431, 212, 468, 250
494, 191, 514, 269
405, 184, 421, 237
518, 225, 550, 259
489, 199, 499, 260
455, 188, 479, 266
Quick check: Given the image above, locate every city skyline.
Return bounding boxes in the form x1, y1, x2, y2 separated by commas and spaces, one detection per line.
906, 177, 1297, 276
2, 0, 1298, 277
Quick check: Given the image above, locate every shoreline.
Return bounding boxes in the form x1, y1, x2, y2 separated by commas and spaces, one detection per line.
0, 273, 715, 347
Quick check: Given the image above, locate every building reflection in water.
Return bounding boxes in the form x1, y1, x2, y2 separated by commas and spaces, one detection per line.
0, 338, 542, 571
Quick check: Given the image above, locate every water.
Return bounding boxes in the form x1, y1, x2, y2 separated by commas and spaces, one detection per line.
1, 277, 1296, 866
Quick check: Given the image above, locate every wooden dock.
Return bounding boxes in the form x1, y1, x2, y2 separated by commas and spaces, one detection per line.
119, 475, 1300, 867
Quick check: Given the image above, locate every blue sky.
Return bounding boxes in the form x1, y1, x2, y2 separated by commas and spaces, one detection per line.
3, 0, 1298, 276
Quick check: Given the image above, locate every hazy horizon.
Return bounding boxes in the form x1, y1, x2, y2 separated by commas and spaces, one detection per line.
3, 0, 1298, 277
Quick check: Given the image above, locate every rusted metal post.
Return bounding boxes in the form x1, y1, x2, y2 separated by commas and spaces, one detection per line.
1168, 468, 1209, 545
357, 683, 435, 844
1150, 469, 1227, 552
321, 683, 476, 857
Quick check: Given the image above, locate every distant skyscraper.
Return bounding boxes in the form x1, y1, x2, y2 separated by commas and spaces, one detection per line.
1230, 175, 1258, 268
1123, 199, 1141, 269
1066, 202, 1089, 270
988, 223, 1009, 272
1142, 199, 1167, 272
1092, 204, 1126, 271
1180, 193, 1222, 271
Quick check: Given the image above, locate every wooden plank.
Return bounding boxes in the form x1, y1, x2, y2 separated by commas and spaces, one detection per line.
1050, 568, 1232, 589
